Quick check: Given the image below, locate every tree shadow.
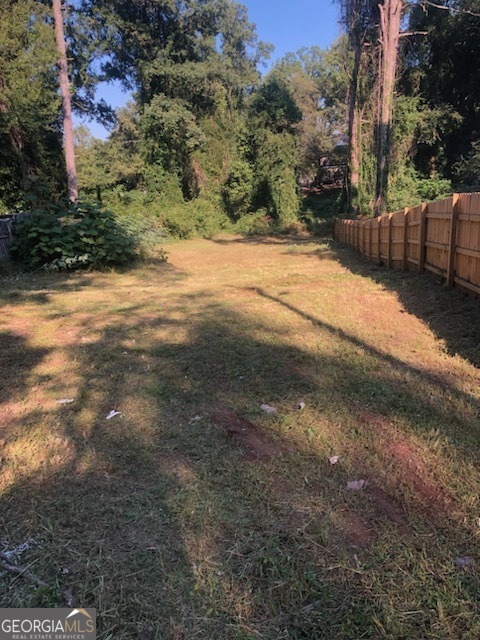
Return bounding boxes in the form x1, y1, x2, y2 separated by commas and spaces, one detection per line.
0, 331, 49, 405
211, 234, 324, 247
1, 286, 480, 638
0, 261, 187, 306
330, 241, 480, 369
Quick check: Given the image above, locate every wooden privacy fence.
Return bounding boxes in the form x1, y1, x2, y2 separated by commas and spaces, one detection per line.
0, 217, 14, 260
334, 193, 480, 297
0, 212, 32, 260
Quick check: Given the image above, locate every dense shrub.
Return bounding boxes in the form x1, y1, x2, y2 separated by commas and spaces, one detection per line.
453, 141, 480, 186
222, 160, 254, 220
300, 191, 342, 235
234, 210, 273, 236
253, 131, 300, 226
102, 185, 233, 240
388, 166, 452, 211
160, 198, 232, 238
12, 201, 138, 270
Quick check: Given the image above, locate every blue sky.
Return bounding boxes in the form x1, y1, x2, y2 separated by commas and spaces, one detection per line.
81, 0, 341, 139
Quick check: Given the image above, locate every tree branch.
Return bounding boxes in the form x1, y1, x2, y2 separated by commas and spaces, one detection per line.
0, 551, 48, 588
409, 1, 480, 18
399, 30, 428, 36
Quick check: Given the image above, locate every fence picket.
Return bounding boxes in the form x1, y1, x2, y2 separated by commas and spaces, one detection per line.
334, 192, 480, 299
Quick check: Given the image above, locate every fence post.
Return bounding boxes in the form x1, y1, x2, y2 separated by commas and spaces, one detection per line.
368, 220, 372, 260
387, 213, 393, 269
403, 206, 410, 271
446, 193, 460, 288
377, 216, 382, 264
418, 202, 427, 273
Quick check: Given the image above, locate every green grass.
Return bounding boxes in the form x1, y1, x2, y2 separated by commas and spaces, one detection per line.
1, 235, 480, 639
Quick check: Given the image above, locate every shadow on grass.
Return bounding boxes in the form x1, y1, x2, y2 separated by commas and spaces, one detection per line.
0, 261, 187, 307
330, 241, 480, 369
1, 273, 479, 639
211, 234, 323, 247
0, 332, 49, 405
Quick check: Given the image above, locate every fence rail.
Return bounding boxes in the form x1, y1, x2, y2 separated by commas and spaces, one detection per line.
334, 193, 480, 298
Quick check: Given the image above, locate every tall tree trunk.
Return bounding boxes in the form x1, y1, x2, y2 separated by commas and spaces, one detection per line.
53, 0, 77, 202
347, 42, 361, 215
375, 0, 402, 214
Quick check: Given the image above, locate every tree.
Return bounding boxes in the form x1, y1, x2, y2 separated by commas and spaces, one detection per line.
274, 43, 349, 186
249, 74, 302, 224
0, 0, 64, 210
405, 0, 480, 183
53, 0, 78, 201
375, 0, 403, 214
339, 0, 378, 213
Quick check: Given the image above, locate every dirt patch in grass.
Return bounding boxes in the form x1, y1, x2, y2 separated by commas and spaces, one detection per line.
339, 510, 374, 549
386, 440, 456, 517
360, 410, 458, 520
210, 408, 286, 461
365, 486, 410, 534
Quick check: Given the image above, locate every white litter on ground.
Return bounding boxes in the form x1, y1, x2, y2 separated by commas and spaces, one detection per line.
260, 404, 278, 415
106, 410, 122, 420
346, 480, 368, 491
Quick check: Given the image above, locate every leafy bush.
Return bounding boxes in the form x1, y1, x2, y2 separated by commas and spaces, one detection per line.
234, 210, 273, 236
222, 160, 254, 220
300, 191, 342, 235
102, 184, 232, 240
453, 141, 480, 186
12, 201, 138, 270
416, 177, 452, 202
160, 198, 232, 239
253, 131, 300, 226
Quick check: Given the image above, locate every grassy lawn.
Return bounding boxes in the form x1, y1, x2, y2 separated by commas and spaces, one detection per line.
1, 234, 480, 639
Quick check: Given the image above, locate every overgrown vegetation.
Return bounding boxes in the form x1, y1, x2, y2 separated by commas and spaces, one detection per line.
2, 0, 477, 242
12, 201, 138, 270
339, 0, 479, 216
